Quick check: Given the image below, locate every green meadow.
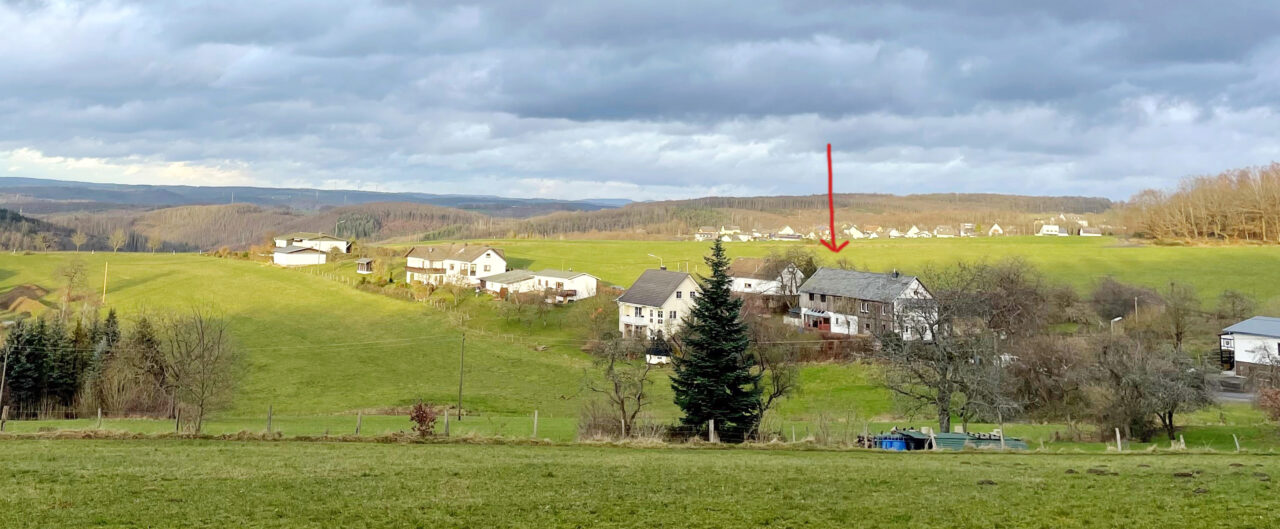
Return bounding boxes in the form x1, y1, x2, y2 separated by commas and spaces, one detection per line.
3, 439, 1278, 528
1, 236, 1279, 448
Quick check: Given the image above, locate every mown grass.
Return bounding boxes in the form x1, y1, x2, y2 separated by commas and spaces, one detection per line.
2, 439, 1278, 528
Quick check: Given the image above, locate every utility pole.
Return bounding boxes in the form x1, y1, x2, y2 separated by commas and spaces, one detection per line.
456, 333, 465, 422
0, 345, 10, 414
101, 262, 109, 305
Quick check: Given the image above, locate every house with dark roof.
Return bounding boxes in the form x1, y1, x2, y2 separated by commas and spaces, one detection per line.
617, 269, 700, 345
1219, 316, 1280, 378
797, 268, 934, 339
694, 226, 719, 242
404, 244, 506, 287
727, 257, 805, 295
273, 232, 351, 253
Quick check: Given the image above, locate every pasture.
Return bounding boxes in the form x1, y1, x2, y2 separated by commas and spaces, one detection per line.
2, 439, 1277, 528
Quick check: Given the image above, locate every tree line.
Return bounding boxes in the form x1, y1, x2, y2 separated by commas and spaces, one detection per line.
1128, 163, 1280, 242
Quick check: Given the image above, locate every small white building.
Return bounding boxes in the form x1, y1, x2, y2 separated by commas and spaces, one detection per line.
694, 226, 719, 241
1037, 224, 1069, 237
273, 232, 351, 253
273, 245, 328, 267
1079, 226, 1103, 237
727, 257, 806, 296
1220, 317, 1280, 378
933, 226, 957, 238
888, 228, 904, 239
845, 226, 865, 239
480, 269, 538, 296
905, 225, 922, 238
988, 223, 1005, 237
777, 226, 797, 236
617, 269, 700, 342
405, 244, 507, 287
531, 269, 600, 302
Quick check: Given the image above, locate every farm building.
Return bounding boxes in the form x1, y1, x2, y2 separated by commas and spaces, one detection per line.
1037, 224, 1069, 236
888, 228, 904, 238
727, 257, 805, 295
933, 226, 957, 238
772, 233, 803, 242
617, 269, 700, 343
480, 269, 537, 296
988, 223, 1004, 236
273, 232, 351, 253
959, 223, 977, 237
531, 269, 600, 302
1079, 226, 1103, 236
355, 258, 374, 274
796, 268, 934, 340
273, 245, 328, 267
404, 244, 507, 287
1219, 316, 1280, 380
694, 226, 718, 241
845, 226, 865, 239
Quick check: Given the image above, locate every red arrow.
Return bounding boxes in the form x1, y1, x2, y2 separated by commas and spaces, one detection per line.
820, 143, 849, 253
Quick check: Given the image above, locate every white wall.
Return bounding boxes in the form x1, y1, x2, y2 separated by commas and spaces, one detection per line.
273, 251, 327, 267
1227, 333, 1280, 365
618, 276, 700, 337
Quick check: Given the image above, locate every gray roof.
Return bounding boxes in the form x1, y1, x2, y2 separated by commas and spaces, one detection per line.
618, 269, 693, 307
1224, 316, 1280, 338
354, 258, 373, 264
798, 268, 918, 302
480, 269, 535, 284
275, 245, 326, 254
535, 269, 595, 280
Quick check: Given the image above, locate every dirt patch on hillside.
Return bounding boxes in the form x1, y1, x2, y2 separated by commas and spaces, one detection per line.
0, 284, 49, 312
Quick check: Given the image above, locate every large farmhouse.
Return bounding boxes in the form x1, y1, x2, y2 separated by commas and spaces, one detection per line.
617, 269, 700, 340
273, 232, 351, 253
1220, 316, 1280, 379
404, 244, 506, 287
796, 268, 934, 339
727, 257, 805, 296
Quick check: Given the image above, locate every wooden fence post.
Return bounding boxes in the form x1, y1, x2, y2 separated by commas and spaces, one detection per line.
708, 419, 716, 443
1114, 428, 1122, 452
1179, 434, 1186, 450
96, 407, 102, 429
266, 405, 273, 434
175, 407, 181, 433
443, 408, 450, 436
0, 405, 7, 432
1233, 434, 1241, 452
791, 425, 796, 443
355, 412, 363, 435
532, 410, 539, 439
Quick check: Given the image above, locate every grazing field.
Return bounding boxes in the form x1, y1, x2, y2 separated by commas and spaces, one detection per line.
2, 439, 1277, 528
389, 236, 1280, 306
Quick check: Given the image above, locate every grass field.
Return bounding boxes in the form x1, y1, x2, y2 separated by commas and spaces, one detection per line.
3, 237, 1280, 448
3, 439, 1278, 528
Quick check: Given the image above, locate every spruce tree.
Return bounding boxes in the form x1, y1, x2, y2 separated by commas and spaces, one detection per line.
670, 240, 761, 440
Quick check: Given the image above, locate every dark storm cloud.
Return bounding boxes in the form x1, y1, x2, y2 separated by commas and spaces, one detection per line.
1, 0, 1278, 199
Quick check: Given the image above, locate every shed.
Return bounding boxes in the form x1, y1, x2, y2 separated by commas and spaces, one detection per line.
355, 258, 374, 275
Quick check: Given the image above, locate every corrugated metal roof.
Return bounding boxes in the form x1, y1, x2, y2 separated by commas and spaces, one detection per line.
274, 245, 326, 254
535, 269, 595, 280
617, 269, 693, 307
798, 267, 917, 302
1223, 316, 1280, 338
481, 270, 535, 284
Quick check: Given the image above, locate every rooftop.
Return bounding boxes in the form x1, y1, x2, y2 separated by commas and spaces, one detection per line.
405, 244, 504, 263
1224, 316, 1280, 338
481, 269, 536, 284
535, 269, 595, 280
798, 268, 920, 302
618, 269, 694, 307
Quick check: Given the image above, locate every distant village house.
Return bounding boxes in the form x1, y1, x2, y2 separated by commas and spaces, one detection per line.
727, 257, 805, 296
404, 244, 507, 287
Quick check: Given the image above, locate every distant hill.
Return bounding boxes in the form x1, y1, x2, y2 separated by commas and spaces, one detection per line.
0, 177, 628, 217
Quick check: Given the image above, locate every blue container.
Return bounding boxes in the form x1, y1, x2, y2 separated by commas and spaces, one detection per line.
882, 438, 907, 451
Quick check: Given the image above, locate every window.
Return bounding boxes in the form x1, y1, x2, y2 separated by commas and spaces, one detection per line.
676, 291, 682, 299
808, 293, 814, 301
634, 307, 643, 317
864, 323, 871, 331
449, 263, 455, 270
860, 302, 870, 313
820, 294, 827, 302
744, 283, 752, 289
669, 311, 676, 319
883, 305, 890, 315
484, 265, 491, 272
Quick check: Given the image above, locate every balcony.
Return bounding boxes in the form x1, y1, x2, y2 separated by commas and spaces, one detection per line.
406, 266, 446, 275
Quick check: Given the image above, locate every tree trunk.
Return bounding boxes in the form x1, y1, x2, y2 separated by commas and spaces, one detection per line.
937, 404, 951, 434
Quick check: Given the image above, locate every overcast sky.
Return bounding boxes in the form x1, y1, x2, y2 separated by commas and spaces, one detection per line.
2, 1, 1278, 201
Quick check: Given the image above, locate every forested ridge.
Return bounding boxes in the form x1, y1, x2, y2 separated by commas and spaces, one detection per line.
1128, 163, 1280, 243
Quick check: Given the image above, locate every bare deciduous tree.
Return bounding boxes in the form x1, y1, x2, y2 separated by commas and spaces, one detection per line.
70, 231, 88, 252
109, 229, 128, 252
161, 309, 239, 433
583, 336, 652, 437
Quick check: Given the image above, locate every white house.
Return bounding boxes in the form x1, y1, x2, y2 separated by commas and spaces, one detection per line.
905, 225, 922, 238
694, 226, 719, 241
480, 269, 538, 296
772, 233, 803, 242
405, 244, 507, 287
531, 269, 600, 302
273, 245, 328, 267
934, 226, 957, 238
617, 269, 700, 343
273, 232, 351, 253
845, 226, 865, 239
888, 228, 904, 239
1079, 226, 1103, 237
719, 225, 742, 236
727, 257, 806, 296
1037, 224, 1069, 237
796, 268, 934, 340
988, 223, 1005, 237
1220, 317, 1280, 378
777, 226, 797, 236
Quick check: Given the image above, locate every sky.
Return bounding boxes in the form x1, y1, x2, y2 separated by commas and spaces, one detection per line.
2, 1, 1278, 201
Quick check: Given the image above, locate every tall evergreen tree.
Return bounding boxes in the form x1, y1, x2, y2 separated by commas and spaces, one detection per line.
670, 240, 761, 440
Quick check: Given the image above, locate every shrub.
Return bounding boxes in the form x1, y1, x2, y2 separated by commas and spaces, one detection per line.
1258, 388, 1280, 422
408, 402, 440, 437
